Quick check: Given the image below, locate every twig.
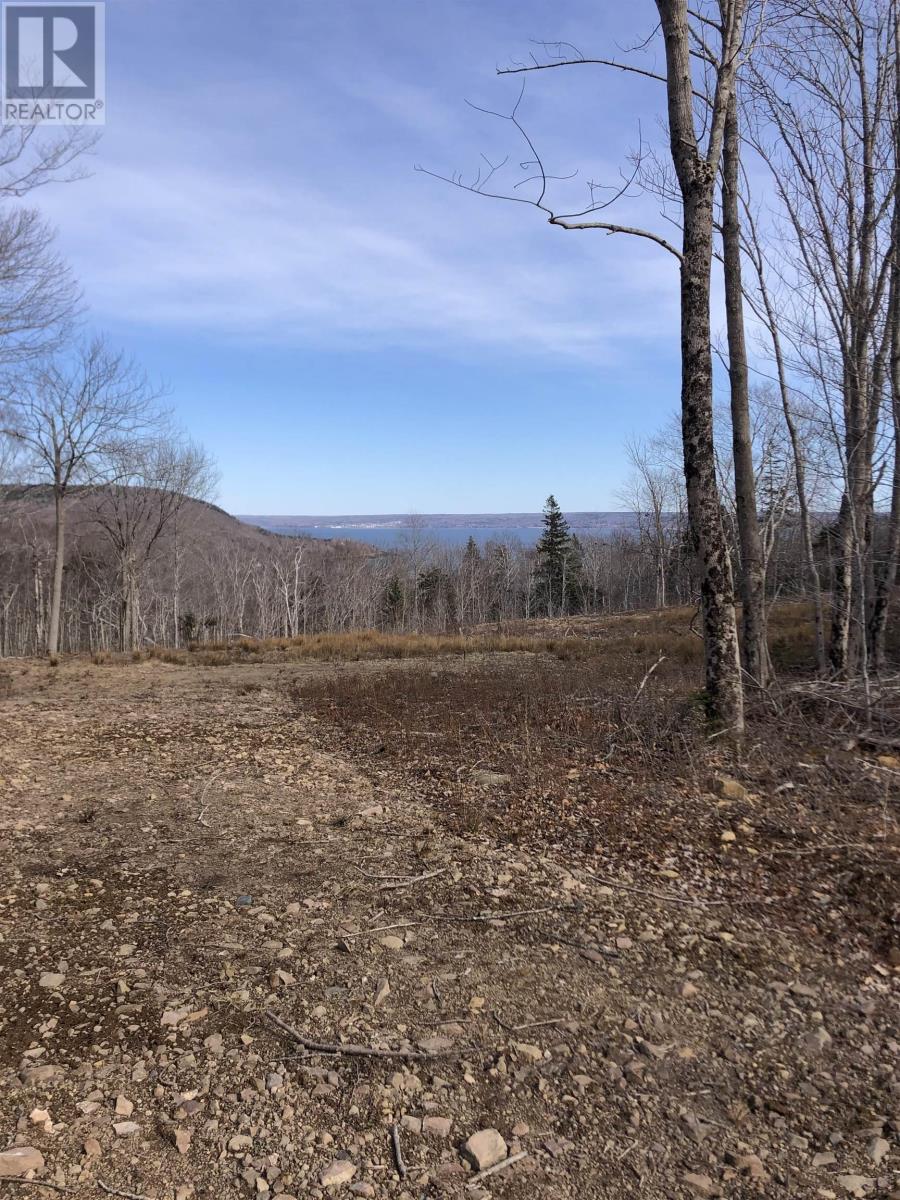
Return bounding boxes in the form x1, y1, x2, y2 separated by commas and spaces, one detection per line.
379, 867, 448, 892
467, 1150, 529, 1187
265, 1010, 455, 1060
1, 1183, 72, 1194
391, 1123, 407, 1179
632, 653, 666, 703
348, 905, 568, 938
587, 872, 726, 907
98, 1185, 154, 1200
196, 769, 221, 828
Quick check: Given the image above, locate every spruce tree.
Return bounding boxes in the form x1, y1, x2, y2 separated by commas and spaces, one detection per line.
536, 495, 573, 616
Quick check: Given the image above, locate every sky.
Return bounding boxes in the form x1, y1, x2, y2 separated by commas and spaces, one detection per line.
32, 0, 701, 514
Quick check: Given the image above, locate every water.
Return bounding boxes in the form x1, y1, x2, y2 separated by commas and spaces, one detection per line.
240, 514, 639, 549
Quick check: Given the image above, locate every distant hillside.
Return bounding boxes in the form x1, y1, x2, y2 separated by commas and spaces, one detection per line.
0, 486, 376, 555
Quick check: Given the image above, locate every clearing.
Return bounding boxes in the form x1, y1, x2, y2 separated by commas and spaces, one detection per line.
0, 633, 898, 1199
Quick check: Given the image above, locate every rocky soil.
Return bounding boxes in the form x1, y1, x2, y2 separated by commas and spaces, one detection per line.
0, 657, 898, 1199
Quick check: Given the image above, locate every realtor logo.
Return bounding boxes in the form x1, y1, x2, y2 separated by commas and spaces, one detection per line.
3, 2, 105, 124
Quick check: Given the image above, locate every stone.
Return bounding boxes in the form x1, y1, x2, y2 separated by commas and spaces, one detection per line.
813, 1152, 837, 1167
0, 1147, 44, 1178
349, 1185, 374, 1198
373, 979, 390, 1008
174, 1128, 191, 1155
379, 936, 404, 952
114, 1095, 134, 1117
472, 770, 511, 787
38, 973, 65, 989
423, 1116, 452, 1137
868, 1137, 889, 1165
837, 1177, 873, 1197
713, 776, 748, 801
29, 1108, 51, 1126
805, 1027, 832, 1053
461, 1129, 507, 1172
683, 1173, 720, 1198
113, 1121, 139, 1137
20, 1066, 62, 1086
320, 1159, 356, 1188
514, 1042, 543, 1062
229, 1135, 253, 1152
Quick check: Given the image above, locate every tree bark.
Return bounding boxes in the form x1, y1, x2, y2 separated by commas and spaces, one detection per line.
722, 95, 768, 686
656, 0, 745, 732
48, 485, 65, 657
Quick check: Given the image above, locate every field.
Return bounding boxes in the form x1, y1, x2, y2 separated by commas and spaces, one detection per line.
0, 610, 898, 1199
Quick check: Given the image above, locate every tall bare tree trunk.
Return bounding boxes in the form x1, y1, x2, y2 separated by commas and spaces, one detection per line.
656, 0, 745, 732
48, 485, 65, 657
722, 95, 768, 686
870, 203, 900, 669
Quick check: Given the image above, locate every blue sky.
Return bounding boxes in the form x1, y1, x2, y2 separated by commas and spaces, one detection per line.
35, 0, 695, 514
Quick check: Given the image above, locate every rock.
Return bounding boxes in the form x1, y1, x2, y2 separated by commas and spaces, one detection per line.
868, 1137, 889, 1165
113, 1121, 139, 1137
174, 1128, 191, 1155
83, 1138, 101, 1159
472, 770, 510, 787
379, 936, 404, 951
0, 1147, 44, 1178
720, 830, 736, 843
805, 1027, 832, 1053
683, 1173, 720, 1198
728, 1152, 767, 1181
373, 978, 390, 1008
837, 1177, 873, 1197
461, 1129, 507, 1172
161, 1008, 189, 1027
29, 1108, 51, 1126
423, 1116, 452, 1137
38, 973, 65, 989
713, 776, 748, 801
349, 1185, 374, 1198
20, 1066, 62, 1086
229, 1135, 253, 1152
813, 1152, 837, 1167
320, 1159, 356, 1188
513, 1042, 543, 1062
114, 1095, 134, 1117
681, 981, 699, 998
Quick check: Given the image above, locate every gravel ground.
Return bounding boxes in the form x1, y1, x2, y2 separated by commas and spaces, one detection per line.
0, 657, 898, 1200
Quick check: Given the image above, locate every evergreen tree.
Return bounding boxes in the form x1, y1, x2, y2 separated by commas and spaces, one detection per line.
536, 495, 574, 616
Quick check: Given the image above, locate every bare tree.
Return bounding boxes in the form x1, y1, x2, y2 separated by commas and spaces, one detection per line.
422, 2, 753, 729
748, 0, 896, 677
3, 339, 160, 655
93, 436, 217, 651
722, 92, 769, 685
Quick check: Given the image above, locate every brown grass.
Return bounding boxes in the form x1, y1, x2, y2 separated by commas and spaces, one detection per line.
82, 599, 848, 673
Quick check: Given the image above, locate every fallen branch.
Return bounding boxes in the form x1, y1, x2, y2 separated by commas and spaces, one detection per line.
349, 905, 569, 938
467, 1150, 529, 1187
265, 1010, 455, 1060
2, 1183, 73, 1194
587, 873, 726, 907
391, 1123, 407, 1179
379, 867, 448, 892
98, 1185, 155, 1200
